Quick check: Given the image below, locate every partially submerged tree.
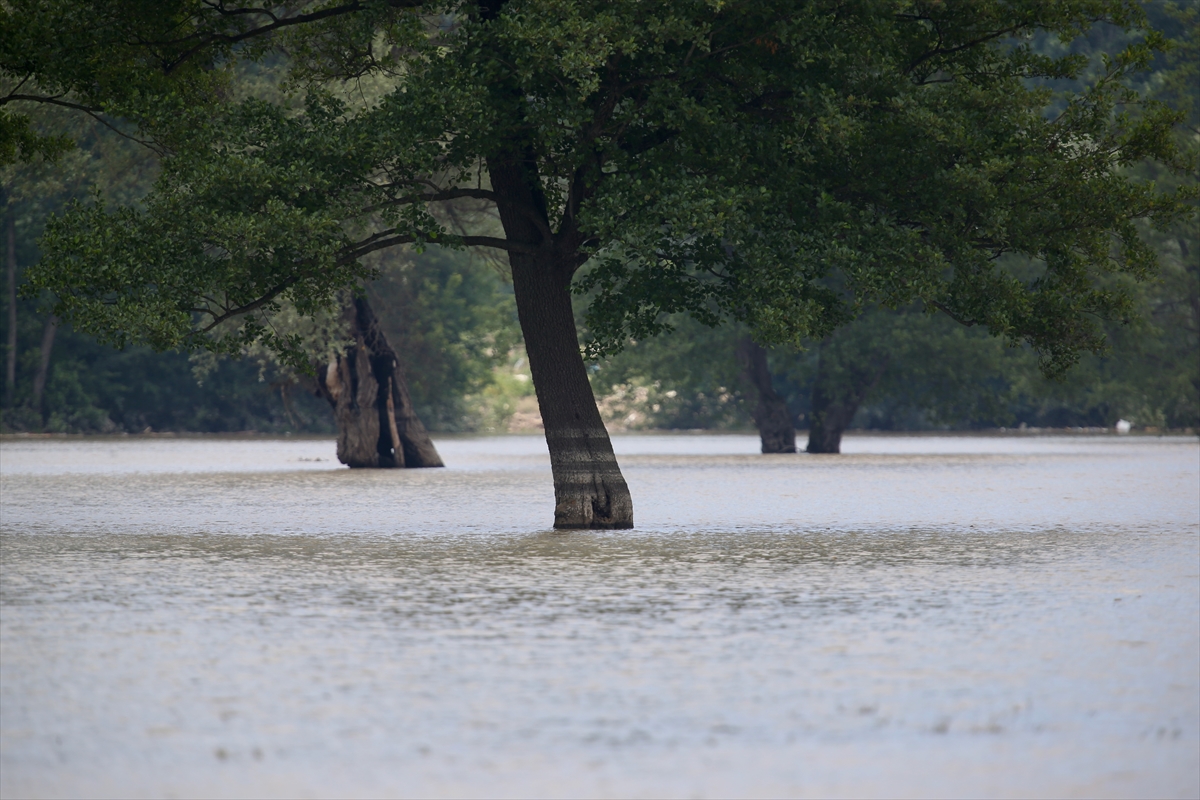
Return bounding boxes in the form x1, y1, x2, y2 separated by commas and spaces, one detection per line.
316, 294, 443, 467
251, 288, 444, 467
794, 307, 1020, 453
736, 336, 795, 454
4, 0, 1193, 527
805, 336, 891, 454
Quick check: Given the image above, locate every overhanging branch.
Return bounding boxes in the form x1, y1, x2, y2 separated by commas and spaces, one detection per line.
459, 235, 536, 253
2, 94, 165, 153
162, 0, 425, 73
198, 276, 299, 331
360, 187, 500, 214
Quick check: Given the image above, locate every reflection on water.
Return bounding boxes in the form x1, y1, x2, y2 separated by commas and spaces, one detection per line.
1, 434, 1197, 798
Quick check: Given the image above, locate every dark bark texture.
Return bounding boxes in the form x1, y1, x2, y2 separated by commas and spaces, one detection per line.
806, 339, 889, 454
510, 252, 633, 528
488, 153, 633, 529
316, 295, 443, 469
736, 335, 796, 453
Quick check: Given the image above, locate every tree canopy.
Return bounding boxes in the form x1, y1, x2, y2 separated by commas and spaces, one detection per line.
2, 1, 1189, 370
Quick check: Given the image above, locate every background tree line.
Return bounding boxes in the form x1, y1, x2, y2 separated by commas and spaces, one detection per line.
1, 1, 1195, 439
1, 107, 528, 434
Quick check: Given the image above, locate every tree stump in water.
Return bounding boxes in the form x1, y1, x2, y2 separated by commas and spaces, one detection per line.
316, 296, 443, 468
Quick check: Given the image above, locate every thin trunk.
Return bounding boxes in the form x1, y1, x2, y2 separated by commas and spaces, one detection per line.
316, 295, 443, 468
5, 208, 16, 407
806, 340, 889, 454
30, 314, 58, 415
278, 382, 300, 428
488, 153, 633, 529
736, 335, 795, 453
1182, 237, 1199, 335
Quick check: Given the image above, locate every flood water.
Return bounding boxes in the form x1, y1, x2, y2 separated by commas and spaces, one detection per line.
1, 433, 1197, 799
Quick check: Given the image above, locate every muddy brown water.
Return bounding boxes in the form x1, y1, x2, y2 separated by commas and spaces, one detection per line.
1, 433, 1197, 798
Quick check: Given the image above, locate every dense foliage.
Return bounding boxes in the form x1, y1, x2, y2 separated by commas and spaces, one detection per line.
1, 1, 1195, 437
1, 2, 1189, 369
0, 105, 520, 432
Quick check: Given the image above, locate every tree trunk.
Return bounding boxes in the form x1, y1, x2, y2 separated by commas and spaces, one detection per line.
5, 207, 16, 408
30, 314, 58, 415
806, 339, 889, 454
509, 252, 634, 529
736, 335, 795, 453
315, 295, 443, 469
487, 153, 633, 529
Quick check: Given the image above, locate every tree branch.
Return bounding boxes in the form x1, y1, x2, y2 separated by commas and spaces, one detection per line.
1, 94, 166, 154
930, 299, 978, 328
360, 187, 500, 214
161, 0, 425, 73
902, 26, 1023, 76
460, 235, 537, 254
341, 233, 416, 261
198, 276, 298, 331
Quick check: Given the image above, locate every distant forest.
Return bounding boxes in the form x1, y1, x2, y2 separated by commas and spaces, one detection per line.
2, 4, 1196, 436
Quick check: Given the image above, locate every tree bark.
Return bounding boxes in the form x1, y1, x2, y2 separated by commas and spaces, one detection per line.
509, 251, 634, 529
30, 314, 57, 415
5, 207, 16, 408
736, 335, 795, 453
806, 339, 889, 454
487, 153, 633, 529
315, 295, 443, 469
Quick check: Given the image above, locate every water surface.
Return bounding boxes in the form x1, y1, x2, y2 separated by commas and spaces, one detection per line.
2, 434, 1197, 798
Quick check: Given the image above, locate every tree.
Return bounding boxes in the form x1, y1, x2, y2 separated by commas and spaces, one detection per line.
788, 0, 1199, 448
791, 306, 1022, 452
2, 78, 517, 438
1, 101, 161, 430
4, 1, 1193, 528
235, 241, 518, 465
583, 313, 751, 432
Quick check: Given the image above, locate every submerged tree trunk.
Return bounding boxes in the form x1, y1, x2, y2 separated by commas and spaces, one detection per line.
509, 252, 633, 529
736, 336, 795, 453
806, 339, 889, 454
488, 154, 633, 529
315, 295, 443, 469
30, 314, 58, 415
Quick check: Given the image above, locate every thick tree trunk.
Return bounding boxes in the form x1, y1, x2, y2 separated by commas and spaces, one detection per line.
736, 336, 795, 453
806, 340, 889, 454
316, 295, 443, 469
487, 153, 633, 529
5, 207, 16, 408
509, 253, 634, 529
30, 314, 57, 415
